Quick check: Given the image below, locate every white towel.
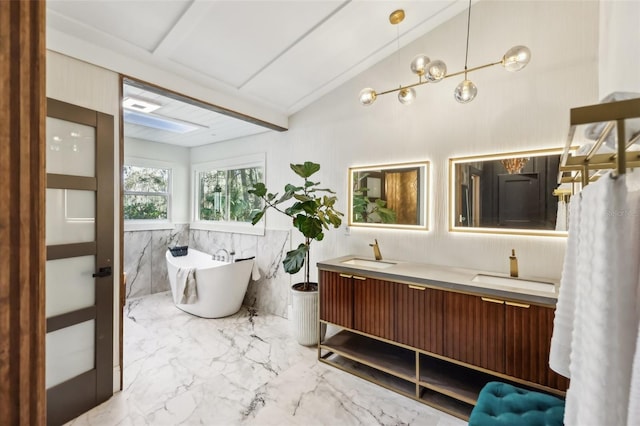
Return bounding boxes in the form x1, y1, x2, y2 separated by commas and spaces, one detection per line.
174, 267, 197, 304
549, 195, 581, 377
235, 257, 261, 281
251, 261, 261, 281
625, 171, 640, 426
555, 199, 569, 232
563, 173, 640, 426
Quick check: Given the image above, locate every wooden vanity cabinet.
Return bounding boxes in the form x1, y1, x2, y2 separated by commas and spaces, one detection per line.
318, 267, 567, 420
353, 277, 395, 341
396, 284, 444, 355
443, 292, 506, 373
319, 270, 353, 328
443, 292, 569, 390
506, 303, 570, 390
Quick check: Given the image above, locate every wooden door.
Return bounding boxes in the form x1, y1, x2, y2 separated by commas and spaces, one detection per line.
396, 284, 444, 355
444, 292, 505, 373
505, 303, 570, 390
45, 99, 114, 425
497, 173, 543, 228
319, 270, 353, 328
354, 277, 395, 340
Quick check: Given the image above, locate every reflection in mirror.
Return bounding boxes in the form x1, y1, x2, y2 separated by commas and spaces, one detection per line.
349, 162, 429, 230
449, 148, 568, 236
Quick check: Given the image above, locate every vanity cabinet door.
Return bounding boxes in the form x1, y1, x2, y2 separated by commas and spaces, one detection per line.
354, 277, 395, 340
443, 292, 506, 373
396, 284, 444, 355
505, 303, 570, 391
319, 271, 353, 328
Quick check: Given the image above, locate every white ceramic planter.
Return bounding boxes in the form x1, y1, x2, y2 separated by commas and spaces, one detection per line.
290, 285, 326, 346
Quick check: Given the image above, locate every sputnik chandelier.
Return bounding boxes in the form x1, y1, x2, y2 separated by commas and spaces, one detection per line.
358, 2, 531, 106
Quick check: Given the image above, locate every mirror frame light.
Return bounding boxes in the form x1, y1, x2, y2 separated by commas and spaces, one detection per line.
348, 161, 430, 231
449, 148, 568, 237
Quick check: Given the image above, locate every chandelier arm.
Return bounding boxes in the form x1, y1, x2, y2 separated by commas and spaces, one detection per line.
377, 80, 430, 97
444, 60, 502, 79
373, 59, 503, 98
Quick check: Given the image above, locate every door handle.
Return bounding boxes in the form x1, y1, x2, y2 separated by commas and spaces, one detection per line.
481, 297, 505, 304
93, 266, 112, 278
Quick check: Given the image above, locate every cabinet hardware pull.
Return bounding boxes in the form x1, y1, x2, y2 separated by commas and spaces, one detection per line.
506, 301, 530, 308
339, 273, 353, 279
481, 297, 505, 304
408, 285, 425, 291
353, 276, 367, 281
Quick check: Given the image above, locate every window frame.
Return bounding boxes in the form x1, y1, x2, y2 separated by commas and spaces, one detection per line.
191, 153, 266, 236
123, 157, 174, 231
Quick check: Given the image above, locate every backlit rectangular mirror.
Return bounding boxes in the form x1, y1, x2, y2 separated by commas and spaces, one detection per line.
349, 162, 429, 230
449, 148, 568, 236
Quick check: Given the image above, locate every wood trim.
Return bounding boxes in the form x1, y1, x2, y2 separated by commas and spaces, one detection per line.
46, 307, 96, 333
0, 1, 46, 424
47, 98, 97, 127
118, 76, 125, 392
122, 76, 288, 132
46, 174, 97, 191
95, 111, 115, 403
47, 242, 97, 260
46, 370, 97, 426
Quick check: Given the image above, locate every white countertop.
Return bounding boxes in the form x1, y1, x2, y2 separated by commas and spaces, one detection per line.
317, 255, 559, 306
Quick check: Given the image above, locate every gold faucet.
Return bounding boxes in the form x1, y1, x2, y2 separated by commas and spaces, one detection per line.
370, 239, 382, 261
509, 249, 518, 277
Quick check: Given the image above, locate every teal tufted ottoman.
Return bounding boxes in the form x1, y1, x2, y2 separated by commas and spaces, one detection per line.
468, 382, 565, 426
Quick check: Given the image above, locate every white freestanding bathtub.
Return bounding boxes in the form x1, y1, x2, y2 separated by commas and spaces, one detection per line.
165, 248, 254, 318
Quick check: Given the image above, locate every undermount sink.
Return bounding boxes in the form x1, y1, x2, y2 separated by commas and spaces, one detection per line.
341, 258, 397, 269
472, 274, 556, 294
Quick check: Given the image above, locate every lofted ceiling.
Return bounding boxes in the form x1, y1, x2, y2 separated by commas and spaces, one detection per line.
47, 0, 470, 145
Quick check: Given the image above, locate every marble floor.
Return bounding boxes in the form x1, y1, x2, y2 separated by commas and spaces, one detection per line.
67, 292, 466, 426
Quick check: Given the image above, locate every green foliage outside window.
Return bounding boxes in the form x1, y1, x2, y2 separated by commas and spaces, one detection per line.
199, 167, 263, 222
123, 165, 170, 220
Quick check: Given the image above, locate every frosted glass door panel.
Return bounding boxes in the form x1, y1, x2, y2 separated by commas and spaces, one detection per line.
46, 189, 95, 244
46, 256, 95, 318
46, 117, 95, 177
46, 320, 95, 389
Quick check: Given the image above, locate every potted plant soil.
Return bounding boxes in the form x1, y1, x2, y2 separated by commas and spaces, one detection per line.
249, 162, 343, 345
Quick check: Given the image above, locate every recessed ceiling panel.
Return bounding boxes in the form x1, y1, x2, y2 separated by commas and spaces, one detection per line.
47, 0, 192, 52
123, 83, 270, 147
241, 1, 459, 110
167, 1, 345, 88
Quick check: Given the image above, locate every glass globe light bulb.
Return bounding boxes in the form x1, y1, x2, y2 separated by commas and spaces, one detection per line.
426, 60, 447, 82
454, 79, 477, 103
410, 54, 430, 76
398, 88, 416, 105
502, 45, 531, 72
359, 88, 377, 106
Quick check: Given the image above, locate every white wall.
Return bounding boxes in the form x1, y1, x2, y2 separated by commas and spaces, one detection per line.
124, 137, 191, 224
599, 0, 640, 98
192, 1, 599, 283
46, 50, 122, 391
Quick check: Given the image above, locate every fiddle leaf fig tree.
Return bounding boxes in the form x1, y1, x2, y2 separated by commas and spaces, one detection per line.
248, 162, 343, 291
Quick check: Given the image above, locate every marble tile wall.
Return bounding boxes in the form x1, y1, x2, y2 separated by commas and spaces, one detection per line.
124, 225, 292, 318
123, 224, 189, 299
190, 228, 291, 318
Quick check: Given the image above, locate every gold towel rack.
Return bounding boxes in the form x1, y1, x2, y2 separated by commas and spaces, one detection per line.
558, 97, 640, 189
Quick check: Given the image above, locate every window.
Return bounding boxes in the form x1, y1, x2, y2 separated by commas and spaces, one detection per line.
192, 153, 265, 235
123, 164, 171, 221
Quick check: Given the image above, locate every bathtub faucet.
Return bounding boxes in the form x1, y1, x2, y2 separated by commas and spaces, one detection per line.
213, 248, 235, 262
